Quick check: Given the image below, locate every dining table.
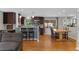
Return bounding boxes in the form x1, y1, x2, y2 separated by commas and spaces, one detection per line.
53, 29, 70, 40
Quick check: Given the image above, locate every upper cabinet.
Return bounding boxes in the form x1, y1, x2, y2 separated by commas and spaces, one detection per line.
21, 17, 25, 25
3, 12, 16, 24
33, 16, 44, 24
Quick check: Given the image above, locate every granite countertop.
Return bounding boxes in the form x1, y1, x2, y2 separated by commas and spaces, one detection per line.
21, 25, 39, 28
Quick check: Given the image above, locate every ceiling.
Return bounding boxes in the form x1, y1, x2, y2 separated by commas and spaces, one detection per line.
0, 8, 77, 17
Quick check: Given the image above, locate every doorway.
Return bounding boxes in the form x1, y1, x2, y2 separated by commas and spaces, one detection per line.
44, 20, 57, 35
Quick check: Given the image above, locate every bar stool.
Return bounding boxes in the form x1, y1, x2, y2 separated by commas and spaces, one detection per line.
29, 31, 34, 40
62, 32, 68, 40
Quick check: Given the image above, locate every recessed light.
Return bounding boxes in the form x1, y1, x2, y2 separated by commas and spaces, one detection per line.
32, 16, 34, 18
20, 15, 22, 18
26, 17, 31, 19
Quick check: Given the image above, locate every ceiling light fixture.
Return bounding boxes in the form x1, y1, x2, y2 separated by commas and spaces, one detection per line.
20, 15, 22, 18
31, 16, 34, 18
26, 17, 31, 19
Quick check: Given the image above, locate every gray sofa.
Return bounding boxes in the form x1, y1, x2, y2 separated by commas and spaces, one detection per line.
0, 32, 23, 51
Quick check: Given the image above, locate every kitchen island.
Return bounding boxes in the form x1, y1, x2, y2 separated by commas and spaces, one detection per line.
21, 26, 39, 41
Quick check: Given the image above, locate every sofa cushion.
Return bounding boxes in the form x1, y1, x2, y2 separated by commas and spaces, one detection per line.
0, 42, 19, 51
1, 32, 23, 42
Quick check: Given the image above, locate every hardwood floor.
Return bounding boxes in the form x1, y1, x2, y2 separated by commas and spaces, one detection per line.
23, 35, 76, 51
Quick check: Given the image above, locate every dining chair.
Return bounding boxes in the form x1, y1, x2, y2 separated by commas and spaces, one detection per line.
62, 32, 68, 40
50, 28, 59, 40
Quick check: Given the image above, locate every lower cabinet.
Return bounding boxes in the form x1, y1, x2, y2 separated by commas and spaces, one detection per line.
21, 27, 39, 40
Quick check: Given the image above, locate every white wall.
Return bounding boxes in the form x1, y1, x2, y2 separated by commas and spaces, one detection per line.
67, 17, 77, 40
58, 17, 64, 29
76, 8, 79, 50
58, 17, 68, 29
68, 27, 77, 40
0, 11, 4, 30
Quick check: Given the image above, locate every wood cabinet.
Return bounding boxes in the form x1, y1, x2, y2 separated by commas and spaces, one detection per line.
3, 12, 16, 24
3, 12, 16, 30
21, 17, 25, 24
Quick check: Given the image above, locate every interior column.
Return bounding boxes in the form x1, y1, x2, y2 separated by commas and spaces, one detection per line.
16, 13, 19, 28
